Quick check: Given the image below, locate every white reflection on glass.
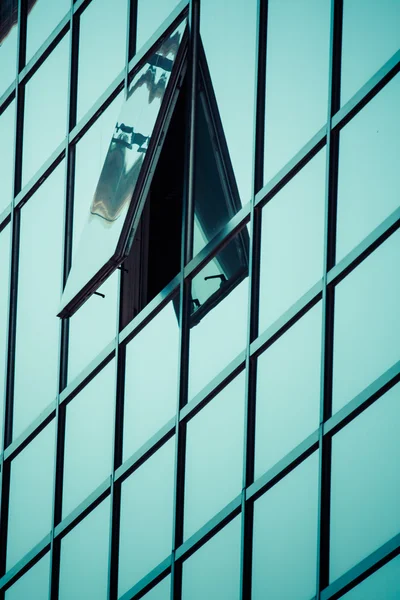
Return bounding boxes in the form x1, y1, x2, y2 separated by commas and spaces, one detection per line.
0, 0, 18, 97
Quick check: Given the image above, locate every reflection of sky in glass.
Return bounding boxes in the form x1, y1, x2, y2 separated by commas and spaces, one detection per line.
26, 0, 70, 63
0, 225, 11, 452
0, 0, 18, 97
0, 101, 15, 214
137, 0, 180, 51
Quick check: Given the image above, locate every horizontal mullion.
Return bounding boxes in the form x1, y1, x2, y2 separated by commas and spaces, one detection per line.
119, 556, 172, 600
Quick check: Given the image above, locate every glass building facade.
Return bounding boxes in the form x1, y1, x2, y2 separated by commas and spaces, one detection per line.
0, 0, 399, 598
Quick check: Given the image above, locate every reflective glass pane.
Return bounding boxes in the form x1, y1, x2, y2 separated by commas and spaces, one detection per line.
341, 0, 400, 106
7, 422, 56, 570
26, 0, 70, 63
118, 438, 175, 596
342, 555, 400, 599
263, 0, 330, 182
200, 0, 257, 204
59, 498, 110, 600
137, 0, 179, 51
5, 553, 50, 600
0, 224, 11, 451
252, 452, 319, 600
22, 35, 69, 186
330, 383, 400, 582
188, 229, 249, 401
332, 230, 400, 412
255, 302, 322, 479
13, 163, 64, 440
182, 516, 241, 600
123, 300, 180, 461
141, 577, 171, 600
0, 0, 18, 97
259, 149, 325, 334
184, 375, 245, 540
77, 0, 128, 121
63, 361, 115, 517
0, 100, 15, 214
336, 74, 400, 262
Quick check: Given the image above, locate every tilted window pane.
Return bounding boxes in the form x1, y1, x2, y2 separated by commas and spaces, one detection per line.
330, 383, 400, 582
188, 228, 249, 401
62, 360, 115, 517
0, 224, 11, 452
6, 421, 55, 570
59, 498, 110, 600
0, 0, 18, 97
182, 516, 241, 600
341, 555, 400, 599
141, 576, 171, 600
123, 300, 180, 461
252, 452, 319, 600
263, 0, 330, 183
259, 149, 325, 334
255, 302, 322, 479
200, 0, 257, 204
5, 553, 50, 600
184, 375, 245, 540
118, 438, 175, 596
336, 74, 400, 263
26, 0, 70, 63
332, 230, 400, 413
22, 35, 69, 187
77, 0, 128, 121
137, 0, 180, 51
341, 0, 400, 107
13, 163, 64, 440
0, 100, 15, 214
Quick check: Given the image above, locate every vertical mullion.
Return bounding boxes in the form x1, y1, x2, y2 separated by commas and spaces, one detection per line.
316, 0, 343, 597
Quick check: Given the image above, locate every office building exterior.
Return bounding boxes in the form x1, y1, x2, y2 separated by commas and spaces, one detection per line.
0, 0, 399, 598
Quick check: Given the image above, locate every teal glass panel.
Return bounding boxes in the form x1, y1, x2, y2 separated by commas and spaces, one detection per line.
263, 0, 330, 182
5, 553, 50, 600
184, 375, 245, 540
123, 300, 180, 461
59, 498, 111, 600
0, 0, 18, 97
252, 452, 319, 600
141, 576, 171, 600
77, 0, 128, 121
0, 224, 11, 451
336, 74, 400, 262
200, 0, 257, 204
188, 229, 249, 401
341, 0, 400, 106
118, 438, 175, 596
26, 0, 70, 63
63, 361, 115, 517
332, 230, 400, 412
182, 516, 241, 600
330, 383, 400, 582
7, 422, 56, 570
0, 100, 15, 214
22, 35, 69, 186
13, 163, 64, 440
259, 149, 325, 334
255, 302, 322, 479
342, 555, 400, 599
137, 0, 179, 51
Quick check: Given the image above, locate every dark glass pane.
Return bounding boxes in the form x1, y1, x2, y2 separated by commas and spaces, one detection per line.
22, 35, 69, 187
252, 452, 319, 599
5, 553, 50, 599
188, 228, 249, 401
259, 149, 325, 334
0, 0, 18, 97
330, 383, 400, 582
263, 0, 330, 182
59, 498, 110, 600
184, 375, 245, 540
255, 302, 322, 479
200, 0, 257, 205
123, 300, 180, 461
342, 555, 400, 599
77, 0, 128, 121
336, 74, 400, 262
0, 100, 15, 214
182, 516, 241, 600
63, 361, 115, 517
0, 224, 11, 452
26, 0, 70, 63
137, 0, 179, 51
118, 438, 175, 595
332, 230, 400, 413
341, 0, 400, 106
13, 163, 64, 440
7, 422, 56, 570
